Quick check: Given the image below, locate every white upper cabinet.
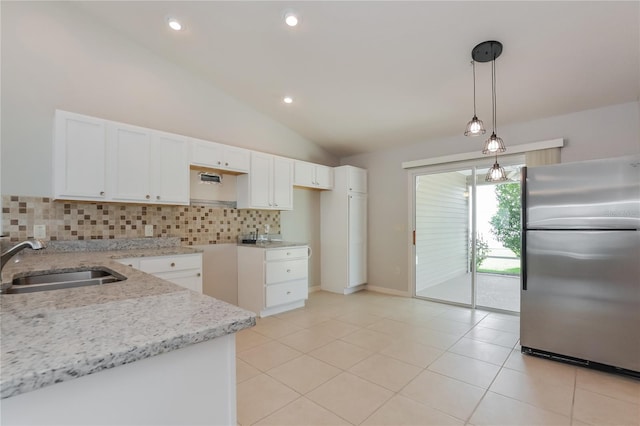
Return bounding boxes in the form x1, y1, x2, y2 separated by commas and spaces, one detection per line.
53, 111, 107, 201
347, 166, 367, 193
153, 132, 190, 204
189, 138, 250, 173
293, 160, 334, 190
108, 123, 153, 203
237, 152, 293, 210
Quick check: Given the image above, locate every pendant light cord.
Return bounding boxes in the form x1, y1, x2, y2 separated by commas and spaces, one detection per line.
491, 54, 497, 133
472, 60, 477, 116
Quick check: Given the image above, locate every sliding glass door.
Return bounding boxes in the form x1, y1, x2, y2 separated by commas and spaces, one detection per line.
411, 159, 523, 312
414, 168, 475, 306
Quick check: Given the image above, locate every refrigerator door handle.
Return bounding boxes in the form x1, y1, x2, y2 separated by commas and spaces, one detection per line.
521, 166, 528, 291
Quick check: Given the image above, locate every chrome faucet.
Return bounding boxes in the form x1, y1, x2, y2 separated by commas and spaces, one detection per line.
1, 239, 46, 272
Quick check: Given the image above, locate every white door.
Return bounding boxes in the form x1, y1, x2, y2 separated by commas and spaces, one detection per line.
109, 124, 152, 202
348, 192, 367, 287
272, 157, 293, 210
249, 152, 272, 209
348, 167, 367, 193
315, 165, 333, 189
53, 111, 106, 200
153, 132, 189, 205
293, 161, 315, 187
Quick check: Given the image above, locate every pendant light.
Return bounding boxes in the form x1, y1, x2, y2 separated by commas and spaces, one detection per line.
464, 61, 485, 136
486, 153, 507, 182
481, 52, 506, 155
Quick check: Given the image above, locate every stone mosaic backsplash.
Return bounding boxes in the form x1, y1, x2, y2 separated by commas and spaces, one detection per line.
1, 196, 280, 245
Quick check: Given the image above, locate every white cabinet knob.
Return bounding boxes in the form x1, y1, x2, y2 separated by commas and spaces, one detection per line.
286, 291, 291, 295
217, 161, 221, 165
145, 194, 150, 200
156, 195, 160, 200
100, 191, 105, 196
286, 269, 291, 273
170, 262, 175, 267
225, 162, 229, 166
196, 272, 201, 277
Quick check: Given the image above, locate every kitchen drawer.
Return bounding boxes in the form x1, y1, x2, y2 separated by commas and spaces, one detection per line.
265, 247, 308, 261
265, 280, 308, 308
154, 270, 202, 293
116, 257, 140, 269
266, 259, 308, 284
138, 254, 202, 273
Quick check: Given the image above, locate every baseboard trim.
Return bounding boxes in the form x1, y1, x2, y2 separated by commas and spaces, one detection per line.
365, 285, 411, 297
309, 285, 321, 293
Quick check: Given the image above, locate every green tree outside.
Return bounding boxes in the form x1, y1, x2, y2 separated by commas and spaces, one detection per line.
489, 183, 522, 258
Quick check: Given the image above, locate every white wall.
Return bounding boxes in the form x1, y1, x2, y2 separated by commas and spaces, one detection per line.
0, 1, 337, 198
342, 101, 640, 292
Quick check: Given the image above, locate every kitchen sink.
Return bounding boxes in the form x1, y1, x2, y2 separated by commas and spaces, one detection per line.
6, 269, 126, 294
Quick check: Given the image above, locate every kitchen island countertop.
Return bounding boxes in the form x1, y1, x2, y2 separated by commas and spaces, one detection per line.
0, 245, 256, 399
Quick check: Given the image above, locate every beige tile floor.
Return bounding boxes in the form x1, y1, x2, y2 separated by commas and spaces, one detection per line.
236, 291, 640, 426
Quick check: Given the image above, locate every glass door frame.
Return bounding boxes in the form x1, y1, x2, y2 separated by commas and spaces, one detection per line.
408, 154, 525, 310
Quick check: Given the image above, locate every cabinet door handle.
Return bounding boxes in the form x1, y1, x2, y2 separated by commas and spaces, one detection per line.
127, 264, 133, 267
286, 252, 291, 256
196, 272, 201, 277
286, 291, 291, 295
286, 269, 291, 273
156, 195, 160, 200
146, 194, 150, 200
170, 262, 176, 267
225, 162, 229, 166
100, 191, 105, 196
217, 161, 222, 165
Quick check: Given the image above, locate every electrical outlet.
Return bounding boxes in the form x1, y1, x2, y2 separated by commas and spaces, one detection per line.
144, 224, 154, 237
34, 224, 47, 239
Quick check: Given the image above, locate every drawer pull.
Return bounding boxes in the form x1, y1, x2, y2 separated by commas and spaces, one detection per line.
286, 291, 291, 295
127, 264, 133, 267
286, 252, 291, 256
170, 262, 176, 267
286, 269, 291, 273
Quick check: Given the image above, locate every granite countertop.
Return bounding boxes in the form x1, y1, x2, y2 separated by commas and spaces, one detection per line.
0, 241, 256, 399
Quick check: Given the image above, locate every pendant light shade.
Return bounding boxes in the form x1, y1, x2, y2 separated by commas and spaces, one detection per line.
465, 115, 485, 137
486, 157, 508, 182
464, 61, 485, 136
482, 132, 506, 154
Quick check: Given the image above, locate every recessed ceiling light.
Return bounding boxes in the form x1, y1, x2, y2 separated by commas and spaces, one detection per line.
167, 18, 183, 31
284, 11, 300, 27
283, 96, 293, 104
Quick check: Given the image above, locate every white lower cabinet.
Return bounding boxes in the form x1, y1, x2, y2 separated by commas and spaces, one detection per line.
237, 246, 308, 317
117, 253, 203, 293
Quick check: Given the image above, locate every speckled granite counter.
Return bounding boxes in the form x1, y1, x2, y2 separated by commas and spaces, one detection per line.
0, 241, 256, 399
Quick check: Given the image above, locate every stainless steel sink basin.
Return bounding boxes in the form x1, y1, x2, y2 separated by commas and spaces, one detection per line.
6, 269, 126, 294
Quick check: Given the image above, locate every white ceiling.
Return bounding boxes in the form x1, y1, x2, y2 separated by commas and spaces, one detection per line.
74, 1, 639, 158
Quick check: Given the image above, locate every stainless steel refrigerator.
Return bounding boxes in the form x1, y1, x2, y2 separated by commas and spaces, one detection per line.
521, 155, 640, 376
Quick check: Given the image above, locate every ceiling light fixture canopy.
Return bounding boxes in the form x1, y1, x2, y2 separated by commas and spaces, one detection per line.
283, 96, 293, 104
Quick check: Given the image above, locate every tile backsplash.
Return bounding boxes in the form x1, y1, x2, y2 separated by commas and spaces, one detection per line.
1, 196, 280, 245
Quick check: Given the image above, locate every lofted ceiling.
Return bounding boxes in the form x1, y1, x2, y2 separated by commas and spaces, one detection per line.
74, 1, 639, 158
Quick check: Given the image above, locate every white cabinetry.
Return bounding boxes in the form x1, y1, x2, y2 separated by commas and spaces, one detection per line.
53, 110, 107, 201
117, 253, 202, 293
109, 125, 189, 205
53, 110, 189, 205
189, 138, 250, 173
293, 160, 334, 190
237, 152, 293, 210
238, 246, 308, 317
321, 166, 367, 294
